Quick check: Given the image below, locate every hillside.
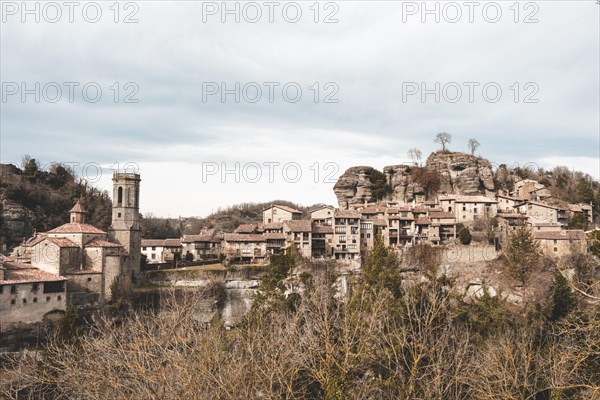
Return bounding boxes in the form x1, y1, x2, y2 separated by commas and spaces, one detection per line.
0, 159, 112, 251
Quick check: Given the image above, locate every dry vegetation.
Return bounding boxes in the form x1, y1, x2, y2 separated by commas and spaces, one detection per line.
3, 240, 600, 400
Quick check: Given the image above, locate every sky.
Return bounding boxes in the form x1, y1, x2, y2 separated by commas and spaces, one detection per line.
1, 1, 599, 217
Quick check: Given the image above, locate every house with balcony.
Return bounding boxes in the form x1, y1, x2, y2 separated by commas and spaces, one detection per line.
312, 225, 333, 258
181, 229, 222, 261
332, 210, 361, 260
222, 233, 266, 264
359, 219, 386, 252
385, 207, 414, 246
310, 205, 335, 226
283, 220, 312, 258
428, 212, 457, 243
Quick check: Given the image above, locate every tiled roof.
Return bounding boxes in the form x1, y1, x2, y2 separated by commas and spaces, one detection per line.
429, 212, 456, 219
534, 230, 586, 240
182, 229, 215, 243
284, 220, 312, 232
46, 237, 79, 248
496, 194, 525, 201
454, 195, 497, 203
86, 238, 123, 248
372, 219, 388, 227
360, 206, 386, 215
142, 238, 181, 247
235, 224, 259, 234
265, 204, 303, 214
312, 226, 333, 234
264, 232, 286, 240
224, 233, 265, 242
309, 205, 334, 213
497, 212, 527, 219
263, 222, 283, 230
48, 223, 106, 235
24, 234, 48, 247
0, 261, 67, 284
335, 210, 361, 218
69, 201, 85, 213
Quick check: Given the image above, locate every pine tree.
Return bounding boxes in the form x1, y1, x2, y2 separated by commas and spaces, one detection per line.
505, 226, 541, 285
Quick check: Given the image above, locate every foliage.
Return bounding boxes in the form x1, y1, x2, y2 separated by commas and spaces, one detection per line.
545, 272, 578, 322
459, 227, 472, 245
589, 230, 600, 257
505, 226, 541, 285
410, 166, 441, 198
369, 169, 390, 200
568, 213, 589, 230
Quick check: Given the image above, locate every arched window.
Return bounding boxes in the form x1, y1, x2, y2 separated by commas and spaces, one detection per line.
117, 187, 123, 204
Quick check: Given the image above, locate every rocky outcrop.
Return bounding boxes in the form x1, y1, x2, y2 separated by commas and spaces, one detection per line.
0, 196, 35, 252
333, 152, 496, 209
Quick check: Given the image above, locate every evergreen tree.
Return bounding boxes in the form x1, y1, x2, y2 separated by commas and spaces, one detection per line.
359, 234, 403, 299
545, 272, 577, 321
505, 226, 541, 285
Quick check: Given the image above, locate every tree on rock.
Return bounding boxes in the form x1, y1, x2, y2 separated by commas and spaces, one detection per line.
505, 226, 541, 285
467, 138, 480, 155
407, 148, 422, 165
435, 132, 451, 152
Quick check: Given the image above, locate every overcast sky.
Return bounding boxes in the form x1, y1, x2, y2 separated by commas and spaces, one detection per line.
1, 1, 598, 217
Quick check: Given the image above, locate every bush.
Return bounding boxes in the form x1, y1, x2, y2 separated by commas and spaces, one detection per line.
459, 227, 472, 245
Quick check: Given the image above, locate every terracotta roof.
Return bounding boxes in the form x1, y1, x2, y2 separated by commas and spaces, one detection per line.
182, 229, 215, 243
263, 222, 283, 230
163, 238, 182, 247
386, 208, 400, 213
24, 234, 48, 247
528, 201, 568, 211
335, 210, 361, 218
497, 212, 527, 219
48, 223, 106, 235
387, 215, 414, 221
0, 261, 67, 285
86, 238, 123, 248
428, 212, 455, 219
264, 232, 286, 240
312, 226, 333, 234
224, 233, 265, 242
424, 200, 438, 205
359, 206, 386, 215
533, 230, 586, 240
46, 237, 79, 248
235, 224, 259, 234
265, 204, 303, 214
284, 220, 312, 232
372, 219, 388, 227
69, 201, 86, 213
309, 205, 335, 213
454, 195, 497, 203
496, 194, 525, 201
412, 206, 428, 213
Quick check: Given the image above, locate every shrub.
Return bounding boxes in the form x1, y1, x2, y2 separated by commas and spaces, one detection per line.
459, 227, 472, 245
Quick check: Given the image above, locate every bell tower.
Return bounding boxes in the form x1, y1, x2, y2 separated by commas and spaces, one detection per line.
108, 173, 142, 279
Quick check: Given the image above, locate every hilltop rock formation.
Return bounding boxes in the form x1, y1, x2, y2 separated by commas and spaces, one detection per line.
333, 152, 495, 209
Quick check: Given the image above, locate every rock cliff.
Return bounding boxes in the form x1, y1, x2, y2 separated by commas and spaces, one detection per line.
333, 152, 495, 209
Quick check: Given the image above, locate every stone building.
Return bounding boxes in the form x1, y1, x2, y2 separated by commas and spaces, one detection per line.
263, 205, 302, 224
142, 238, 182, 263
533, 230, 587, 257
181, 229, 222, 261
283, 220, 312, 258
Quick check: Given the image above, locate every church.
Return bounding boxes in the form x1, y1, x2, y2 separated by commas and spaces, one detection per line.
1, 173, 142, 327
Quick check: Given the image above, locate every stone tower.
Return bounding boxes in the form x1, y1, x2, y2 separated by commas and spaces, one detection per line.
108, 173, 142, 280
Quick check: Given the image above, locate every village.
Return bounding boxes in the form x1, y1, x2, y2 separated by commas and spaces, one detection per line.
0, 163, 596, 334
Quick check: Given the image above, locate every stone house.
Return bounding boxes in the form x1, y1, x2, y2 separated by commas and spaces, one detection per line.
517, 201, 568, 227
222, 233, 266, 264
359, 219, 386, 252
567, 203, 594, 226
385, 207, 414, 247
428, 212, 457, 243
332, 210, 361, 260
181, 229, 222, 261
496, 193, 526, 212
513, 179, 546, 200
283, 220, 312, 258
263, 205, 302, 224
440, 195, 498, 224
312, 225, 333, 258
141, 238, 182, 263
533, 230, 587, 257
310, 205, 335, 226
0, 259, 67, 329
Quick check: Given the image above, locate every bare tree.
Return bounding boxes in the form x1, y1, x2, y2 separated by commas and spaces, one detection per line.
468, 138, 480, 155
407, 148, 422, 166
434, 132, 451, 152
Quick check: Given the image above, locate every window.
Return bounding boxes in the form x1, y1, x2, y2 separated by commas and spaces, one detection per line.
11, 299, 16, 305
57, 295, 62, 301
117, 186, 123, 204
142, 247, 146, 250
23, 298, 27, 304
367, 233, 371, 239
152, 246, 156, 251
44, 281, 64, 293
87, 277, 92, 282
554, 247, 558, 252
0, 286, 3, 294
32, 283, 39, 292
46, 296, 51, 302
33, 297, 38, 303
10, 285, 17, 294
